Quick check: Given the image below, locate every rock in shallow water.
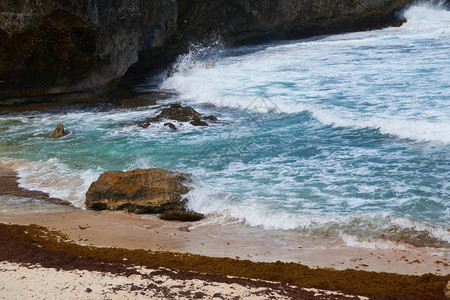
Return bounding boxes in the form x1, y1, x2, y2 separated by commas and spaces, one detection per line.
159, 210, 204, 222
85, 169, 194, 215
164, 122, 177, 130
138, 104, 217, 128
157, 104, 200, 122
190, 115, 208, 127
203, 115, 218, 121
49, 124, 67, 139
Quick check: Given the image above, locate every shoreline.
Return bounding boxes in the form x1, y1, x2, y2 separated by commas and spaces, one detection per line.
1, 160, 449, 298
0, 222, 448, 299
0, 164, 449, 277
0, 165, 72, 207
0, 209, 448, 277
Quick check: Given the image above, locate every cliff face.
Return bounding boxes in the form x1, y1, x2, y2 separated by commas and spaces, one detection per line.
0, 0, 177, 100
0, 0, 410, 101
175, 0, 407, 43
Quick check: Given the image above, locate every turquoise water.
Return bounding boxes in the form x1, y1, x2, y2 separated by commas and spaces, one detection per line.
1, 3, 449, 250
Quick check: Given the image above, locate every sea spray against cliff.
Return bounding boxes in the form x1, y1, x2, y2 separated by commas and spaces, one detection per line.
165, 3, 450, 249
165, 38, 226, 79
163, 4, 450, 143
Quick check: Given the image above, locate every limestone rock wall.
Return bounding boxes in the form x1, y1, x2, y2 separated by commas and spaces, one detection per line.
0, 0, 177, 99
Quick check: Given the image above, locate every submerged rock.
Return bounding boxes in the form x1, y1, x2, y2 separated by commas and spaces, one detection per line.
164, 122, 177, 130
137, 121, 151, 129
49, 124, 67, 138
190, 115, 208, 127
203, 115, 218, 121
85, 168, 192, 214
159, 210, 204, 222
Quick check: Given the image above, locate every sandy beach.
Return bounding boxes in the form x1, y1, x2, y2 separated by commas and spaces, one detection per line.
0, 215, 448, 299
0, 261, 373, 300
1, 209, 448, 277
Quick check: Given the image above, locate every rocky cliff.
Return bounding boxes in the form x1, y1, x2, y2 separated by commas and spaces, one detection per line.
0, 0, 411, 102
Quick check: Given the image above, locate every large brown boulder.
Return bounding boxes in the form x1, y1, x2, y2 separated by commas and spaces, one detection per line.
85, 169, 191, 214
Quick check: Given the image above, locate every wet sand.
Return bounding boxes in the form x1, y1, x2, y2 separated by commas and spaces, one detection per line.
0, 221, 448, 299
0, 209, 448, 277
0, 165, 71, 206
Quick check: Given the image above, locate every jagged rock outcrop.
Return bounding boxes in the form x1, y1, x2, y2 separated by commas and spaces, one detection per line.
1, 0, 411, 102
190, 115, 208, 127
157, 103, 200, 122
164, 122, 177, 130
49, 124, 67, 138
138, 103, 217, 128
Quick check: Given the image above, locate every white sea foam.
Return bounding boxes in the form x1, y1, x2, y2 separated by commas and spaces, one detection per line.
0, 157, 101, 208
339, 233, 410, 250
185, 183, 450, 249
307, 107, 450, 143
402, 1, 450, 24
162, 4, 450, 143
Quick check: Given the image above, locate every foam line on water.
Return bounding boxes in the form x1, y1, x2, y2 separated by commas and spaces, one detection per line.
0, 157, 101, 208
185, 184, 450, 249
161, 4, 450, 143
